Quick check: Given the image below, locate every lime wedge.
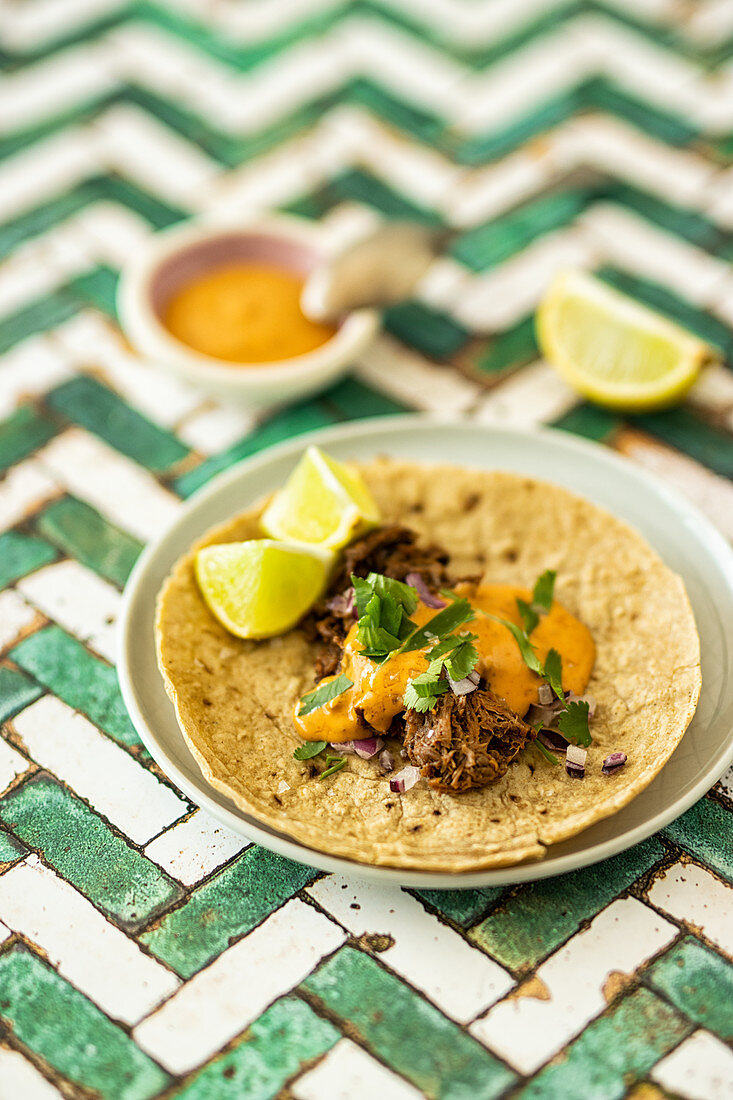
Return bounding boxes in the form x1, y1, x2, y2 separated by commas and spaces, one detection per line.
536, 270, 713, 411
195, 540, 333, 639
260, 445, 380, 549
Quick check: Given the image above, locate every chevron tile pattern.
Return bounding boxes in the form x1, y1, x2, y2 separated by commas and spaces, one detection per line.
1, 2, 733, 1098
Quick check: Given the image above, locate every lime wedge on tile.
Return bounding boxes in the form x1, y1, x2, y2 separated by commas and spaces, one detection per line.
536, 270, 713, 411
195, 540, 333, 639
260, 445, 380, 550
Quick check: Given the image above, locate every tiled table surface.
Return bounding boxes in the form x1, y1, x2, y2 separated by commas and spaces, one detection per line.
1, 2, 733, 1098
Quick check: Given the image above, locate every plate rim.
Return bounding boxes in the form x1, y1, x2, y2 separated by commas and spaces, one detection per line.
118, 413, 733, 887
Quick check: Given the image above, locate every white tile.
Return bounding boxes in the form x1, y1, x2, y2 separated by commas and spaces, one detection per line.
307, 877, 512, 1023
74, 201, 153, 267
0, 0, 127, 52
471, 898, 676, 1073
14, 697, 187, 845
134, 898, 345, 1074
0, 856, 179, 1025
356, 336, 479, 415
0, 458, 58, 533
652, 1030, 733, 1100
648, 861, 733, 954
0, 335, 73, 419
449, 151, 551, 228
145, 811, 248, 885
293, 1038, 423, 1100
18, 561, 120, 662
0, 127, 101, 223
473, 360, 579, 427
0, 41, 118, 135
0, 738, 30, 794
177, 404, 257, 456
0, 1047, 63, 1100
37, 428, 181, 541
0, 590, 37, 652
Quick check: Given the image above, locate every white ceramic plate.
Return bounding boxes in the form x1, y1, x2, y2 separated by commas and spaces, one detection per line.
118, 416, 733, 887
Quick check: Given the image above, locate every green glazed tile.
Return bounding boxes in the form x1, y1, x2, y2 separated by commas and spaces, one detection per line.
0, 406, 57, 472
348, 78, 444, 144
141, 846, 317, 978
600, 182, 718, 248
302, 946, 515, 1100
645, 936, 733, 1040
456, 88, 582, 164
0, 293, 79, 356
35, 495, 143, 588
451, 190, 591, 272
413, 886, 506, 928
551, 403, 620, 443
635, 408, 733, 479
0, 531, 56, 588
323, 377, 407, 419
384, 301, 469, 358
663, 797, 733, 883
0, 182, 100, 256
46, 375, 188, 472
586, 77, 698, 146
10, 626, 139, 748
475, 316, 538, 375
177, 995, 339, 1099
597, 267, 733, 358
0, 667, 43, 724
0, 774, 181, 925
519, 987, 691, 1100
93, 174, 184, 230
174, 403, 337, 498
469, 837, 664, 972
68, 265, 119, 317
0, 828, 26, 865
329, 168, 441, 226
0, 947, 170, 1100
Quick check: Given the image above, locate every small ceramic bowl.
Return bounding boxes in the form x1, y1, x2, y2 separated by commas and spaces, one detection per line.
117, 214, 380, 407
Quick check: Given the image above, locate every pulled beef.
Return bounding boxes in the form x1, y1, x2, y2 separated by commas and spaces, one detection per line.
302, 526, 451, 679
402, 685, 535, 793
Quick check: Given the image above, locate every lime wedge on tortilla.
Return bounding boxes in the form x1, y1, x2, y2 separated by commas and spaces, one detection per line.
261, 445, 380, 549
195, 540, 334, 639
536, 270, 713, 411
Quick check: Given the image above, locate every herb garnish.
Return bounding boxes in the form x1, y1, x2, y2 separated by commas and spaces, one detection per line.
557, 699, 592, 746
403, 660, 451, 713
293, 740, 327, 760
398, 598, 475, 654
319, 754, 347, 779
543, 648, 564, 700
403, 630, 480, 713
297, 673, 353, 717
532, 739, 559, 765
353, 573, 418, 661
516, 569, 556, 634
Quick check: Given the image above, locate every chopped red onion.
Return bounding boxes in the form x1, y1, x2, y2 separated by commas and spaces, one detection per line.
277, 780, 290, 794
565, 744, 586, 778
389, 764, 420, 793
526, 699, 565, 728
537, 729, 569, 753
326, 587, 356, 617
405, 572, 446, 609
538, 683, 554, 706
378, 749, 394, 773
330, 737, 383, 759
448, 669, 480, 696
602, 752, 627, 775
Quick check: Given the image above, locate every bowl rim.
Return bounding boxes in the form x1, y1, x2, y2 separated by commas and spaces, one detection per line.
116, 212, 381, 386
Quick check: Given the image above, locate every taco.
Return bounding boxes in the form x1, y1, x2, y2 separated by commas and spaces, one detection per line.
156, 458, 701, 871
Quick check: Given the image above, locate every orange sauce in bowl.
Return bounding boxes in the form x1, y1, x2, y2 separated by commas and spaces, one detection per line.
162, 263, 337, 364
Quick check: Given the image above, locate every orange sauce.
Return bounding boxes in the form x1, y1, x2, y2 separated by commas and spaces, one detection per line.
162, 263, 336, 363
294, 583, 595, 742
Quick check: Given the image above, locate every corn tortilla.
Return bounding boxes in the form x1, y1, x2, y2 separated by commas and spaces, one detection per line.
156, 459, 701, 871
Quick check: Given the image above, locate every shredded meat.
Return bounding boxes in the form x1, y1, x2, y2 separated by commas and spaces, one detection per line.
302, 526, 451, 678
402, 685, 535, 793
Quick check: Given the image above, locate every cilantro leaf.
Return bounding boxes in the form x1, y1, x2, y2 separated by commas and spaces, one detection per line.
533, 569, 556, 613
352, 575, 375, 619
480, 611, 544, 676
351, 573, 417, 661
400, 599, 475, 653
516, 597, 539, 636
532, 739, 559, 765
319, 755, 346, 779
444, 639, 479, 682
557, 700, 591, 746
297, 674, 353, 717
425, 632, 477, 662
365, 572, 418, 614
543, 648, 564, 700
293, 740, 327, 760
